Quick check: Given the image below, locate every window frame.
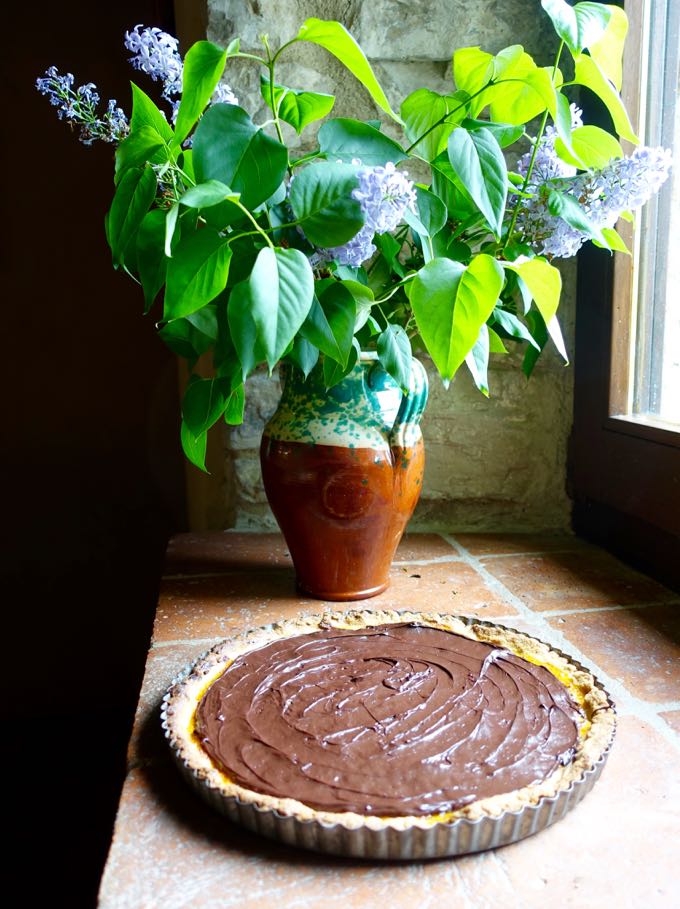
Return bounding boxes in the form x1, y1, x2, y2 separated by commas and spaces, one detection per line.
608, 0, 679, 446
569, 0, 680, 589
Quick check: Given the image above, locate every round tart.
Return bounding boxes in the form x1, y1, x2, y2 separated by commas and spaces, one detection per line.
162, 609, 616, 858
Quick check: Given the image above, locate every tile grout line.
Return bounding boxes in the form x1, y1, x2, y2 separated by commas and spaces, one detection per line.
405, 599, 676, 621
543, 599, 679, 617
393, 555, 463, 566
443, 534, 680, 751
469, 548, 593, 560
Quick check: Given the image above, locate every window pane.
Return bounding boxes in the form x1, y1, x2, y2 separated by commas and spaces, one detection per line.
633, 0, 680, 426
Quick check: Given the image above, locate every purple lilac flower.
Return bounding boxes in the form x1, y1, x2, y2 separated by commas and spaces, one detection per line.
319, 225, 377, 268
516, 144, 672, 259
125, 24, 239, 114
38, 28, 237, 147
520, 209, 584, 259
211, 82, 239, 106
124, 25, 183, 98
314, 162, 416, 267
36, 67, 74, 104
517, 103, 583, 182
36, 66, 129, 145
352, 162, 417, 233
585, 146, 674, 228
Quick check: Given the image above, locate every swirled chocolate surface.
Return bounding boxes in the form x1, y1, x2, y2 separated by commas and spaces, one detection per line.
195, 623, 582, 816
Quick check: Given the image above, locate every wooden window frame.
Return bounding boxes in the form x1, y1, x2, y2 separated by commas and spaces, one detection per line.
608, 0, 679, 446
570, 0, 680, 589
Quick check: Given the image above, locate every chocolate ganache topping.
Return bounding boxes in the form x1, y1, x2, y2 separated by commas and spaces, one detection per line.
195, 623, 583, 816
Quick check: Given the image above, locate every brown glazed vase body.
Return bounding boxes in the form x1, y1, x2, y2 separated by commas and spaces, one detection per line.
260, 354, 428, 600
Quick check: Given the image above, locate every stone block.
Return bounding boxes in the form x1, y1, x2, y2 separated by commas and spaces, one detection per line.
226, 370, 281, 451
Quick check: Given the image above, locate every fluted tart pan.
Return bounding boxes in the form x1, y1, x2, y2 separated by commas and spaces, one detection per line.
161, 609, 616, 860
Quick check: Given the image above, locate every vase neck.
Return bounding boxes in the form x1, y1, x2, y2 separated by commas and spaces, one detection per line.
266, 357, 428, 451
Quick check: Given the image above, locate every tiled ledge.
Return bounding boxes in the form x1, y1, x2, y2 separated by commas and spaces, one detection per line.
99, 533, 680, 909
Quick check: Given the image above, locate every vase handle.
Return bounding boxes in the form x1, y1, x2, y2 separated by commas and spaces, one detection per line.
389, 357, 429, 448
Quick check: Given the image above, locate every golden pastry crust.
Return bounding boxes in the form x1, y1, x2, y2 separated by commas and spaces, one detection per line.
162, 609, 616, 831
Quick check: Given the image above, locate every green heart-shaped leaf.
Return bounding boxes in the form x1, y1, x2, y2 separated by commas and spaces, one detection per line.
164, 229, 233, 320
193, 104, 289, 210
447, 127, 508, 236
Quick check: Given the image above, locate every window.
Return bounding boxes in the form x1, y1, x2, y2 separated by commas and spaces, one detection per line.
570, 0, 679, 587
610, 0, 680, 432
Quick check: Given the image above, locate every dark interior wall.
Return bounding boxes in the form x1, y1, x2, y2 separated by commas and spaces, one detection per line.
3, 2, 186, 903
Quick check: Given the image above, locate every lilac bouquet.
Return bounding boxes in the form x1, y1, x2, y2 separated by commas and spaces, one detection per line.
37, 2, 671, 470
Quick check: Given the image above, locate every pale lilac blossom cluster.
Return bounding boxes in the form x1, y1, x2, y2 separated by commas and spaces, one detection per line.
318, 162, 417, 267
38, 26, 238, 147
516, 108, 672, 258
586, 146, 673, 228
517, 104, 583, 182
321, 227, 377, 267
124, 25, 183, 98
124, 25, 238, 114
211, 83, 239, 106
35, 67, 129, 145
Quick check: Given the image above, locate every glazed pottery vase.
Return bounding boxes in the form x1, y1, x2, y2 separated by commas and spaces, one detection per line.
260, 353, 428, 600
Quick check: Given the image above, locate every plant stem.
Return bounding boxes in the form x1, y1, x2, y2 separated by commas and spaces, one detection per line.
290, 151, 322, 168
376, 302, 390, 326
271, 38, 299, 66
404, 84, 499, 154
233, 51, 267, 65
404, 101, 465, 155
233, 202, 275, 249
269, 67, 285, 145
173, 164, 196, 188
374, 273, 417, 304
502, 40, 565, 252
227, 216, 308, 245
261, 36, 286, 146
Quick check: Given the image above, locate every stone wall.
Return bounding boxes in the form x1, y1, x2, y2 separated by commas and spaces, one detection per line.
201, 0, 575, 532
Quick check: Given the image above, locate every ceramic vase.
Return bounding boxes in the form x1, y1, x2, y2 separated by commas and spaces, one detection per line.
260, 353, 428, 600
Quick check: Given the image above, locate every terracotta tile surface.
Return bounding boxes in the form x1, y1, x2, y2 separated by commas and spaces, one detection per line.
165, 532, 292, 575
101, 533, 680, 907
153, 560, 517, 642
165, 532, 458, 576
494, 716, 680, 907
548, 604, 680, 702
153, 570, 300, 642
99, 763, 519, 909
659, 711, 680, 736
100, 717, 680, 909
481, 550, 675, 612
389, 560, 516, 616
393, 533, 457, 561
454, 532, 593, 556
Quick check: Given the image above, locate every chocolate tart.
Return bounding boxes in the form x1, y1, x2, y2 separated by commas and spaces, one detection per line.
161, 610, 616, 858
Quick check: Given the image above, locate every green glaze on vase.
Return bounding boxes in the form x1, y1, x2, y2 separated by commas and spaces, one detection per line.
260, 354, 429, 600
